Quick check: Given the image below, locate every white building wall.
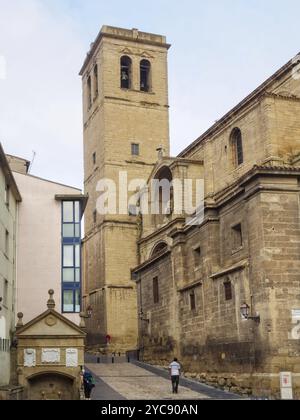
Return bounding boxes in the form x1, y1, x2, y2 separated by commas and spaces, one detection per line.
14, 173, 81, 326
0, 168, 18, 386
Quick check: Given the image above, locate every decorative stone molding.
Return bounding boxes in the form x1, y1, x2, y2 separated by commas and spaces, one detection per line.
45, 315, 57, 327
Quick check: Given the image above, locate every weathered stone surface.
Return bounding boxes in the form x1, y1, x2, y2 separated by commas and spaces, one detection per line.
82, 27, 170, 352
81, 26, 300, 398
133, 55, 300, 398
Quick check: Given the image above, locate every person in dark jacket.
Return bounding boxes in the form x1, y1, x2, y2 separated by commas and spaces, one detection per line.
83, 371, 95, 400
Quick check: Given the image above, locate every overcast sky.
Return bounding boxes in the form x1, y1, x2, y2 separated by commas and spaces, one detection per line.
0, 0, 300, 189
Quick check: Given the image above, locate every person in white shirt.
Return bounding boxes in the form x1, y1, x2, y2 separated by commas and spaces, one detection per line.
169, 358, 181, 394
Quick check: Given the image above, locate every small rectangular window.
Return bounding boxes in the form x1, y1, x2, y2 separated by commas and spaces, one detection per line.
63, 224, 74, 238
93, 152, 96, 165
74, 224, 80, 238
224, 282, 233, 301
232, 223, 243, 250
63, 202, 74, 223
63, 268, 75, 283
131, 143, 140, 156
63, 245, 74, 267
75, 289, 81, 313
63, 290, 74, 313
75, 268, 81, 283
153, 277, 159, 304
93, 210, 97, 224
193, 247, 201, 267
3, 279, 8, 307
74, 202, 80, 223
94, 65, 99, 99
4, 185, 9, 208
190, 291, 196, 311
87, 76, 92, 109
75, 244, 80, 268
5, 230, 9, 257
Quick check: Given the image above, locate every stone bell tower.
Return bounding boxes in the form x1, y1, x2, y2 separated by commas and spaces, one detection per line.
80, 26, 170, 351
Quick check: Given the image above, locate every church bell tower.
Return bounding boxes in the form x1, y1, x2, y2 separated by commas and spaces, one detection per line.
80, 26, 171, 350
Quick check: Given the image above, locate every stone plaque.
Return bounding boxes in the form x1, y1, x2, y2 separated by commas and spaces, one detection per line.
281, 388, 293, 400
280, 372, 292, 388
292, 309, 300, 321
66, 348, 78, 367
24, 349, 36, 367
280, 372, 293, 400
42, 348, 60, 364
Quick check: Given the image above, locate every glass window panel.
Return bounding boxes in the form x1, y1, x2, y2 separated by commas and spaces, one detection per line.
63, 268, 75, 283
74, 224, 80, 238
75, 245, 80, 268
63, 245, 74, 267
74, 202, 80, 223
63, 224, 74, 238
63, 290, 74, 312
63, 202, 74, 223
75, 290, 80, 313
75, 268, 81, 283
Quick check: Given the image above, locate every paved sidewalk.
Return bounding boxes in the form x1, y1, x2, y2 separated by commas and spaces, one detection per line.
133, 361, 240, 400
86, 362, 240, 400
85, 367, 126, 401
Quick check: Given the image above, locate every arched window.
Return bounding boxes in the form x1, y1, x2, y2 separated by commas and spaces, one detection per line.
151, 242, 168, 258
154, 166, 173, 216
120, 56, 132, 89
87, 76, 92, 109
230, 128, 244, 167
93, 64, 99, 98
140, 59, 151, 92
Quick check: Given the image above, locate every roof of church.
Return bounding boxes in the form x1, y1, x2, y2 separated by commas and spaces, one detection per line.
179, 53, 300, 158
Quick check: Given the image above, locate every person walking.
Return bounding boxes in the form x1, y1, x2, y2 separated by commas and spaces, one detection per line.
169, 358, 181, 394
83, 371, 95, 400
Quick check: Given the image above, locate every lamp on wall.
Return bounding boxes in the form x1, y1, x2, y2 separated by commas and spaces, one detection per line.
81, 305, 93, 319
240, 302, 260, 323
140, 310, 150, 324
86, 306, 93, 318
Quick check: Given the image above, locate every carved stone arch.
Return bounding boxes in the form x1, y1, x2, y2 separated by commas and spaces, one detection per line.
27, 371, 76, 400
27, 370, 76, 381
150, 241, 169, 258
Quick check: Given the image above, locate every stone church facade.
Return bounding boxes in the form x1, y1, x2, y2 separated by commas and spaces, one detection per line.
82, 26, 300, 396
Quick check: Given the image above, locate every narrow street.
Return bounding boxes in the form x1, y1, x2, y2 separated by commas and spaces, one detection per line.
85, 361, 240, 400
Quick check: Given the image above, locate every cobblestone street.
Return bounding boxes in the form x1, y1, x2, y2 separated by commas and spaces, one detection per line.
86, 362, 240, 400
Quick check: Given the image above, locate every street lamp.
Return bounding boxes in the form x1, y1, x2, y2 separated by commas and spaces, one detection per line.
240, 302, 260, 323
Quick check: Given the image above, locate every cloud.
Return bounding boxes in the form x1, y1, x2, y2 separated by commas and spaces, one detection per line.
0, 0, 85, 188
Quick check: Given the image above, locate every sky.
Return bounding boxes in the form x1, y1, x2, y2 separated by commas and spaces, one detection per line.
0, 0, 300, 189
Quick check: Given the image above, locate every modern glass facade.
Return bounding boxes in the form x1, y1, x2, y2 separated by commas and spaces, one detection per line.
61, 201, 81, 313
